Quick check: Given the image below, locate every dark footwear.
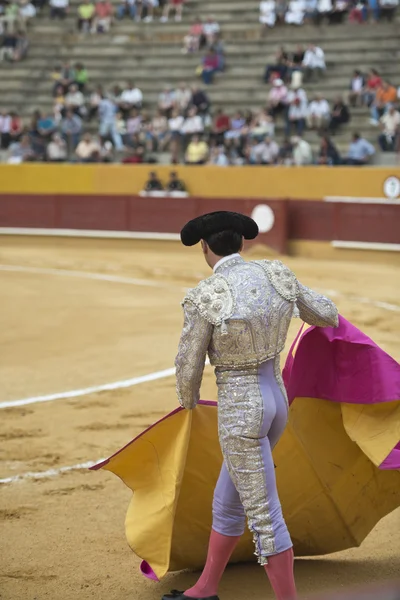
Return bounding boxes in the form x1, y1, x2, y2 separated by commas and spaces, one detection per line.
162, 591, 220, 600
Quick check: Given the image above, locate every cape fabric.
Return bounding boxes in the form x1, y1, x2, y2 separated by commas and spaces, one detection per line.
91, 316, 400, 581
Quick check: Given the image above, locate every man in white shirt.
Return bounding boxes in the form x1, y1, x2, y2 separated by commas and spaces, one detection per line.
286, 85, 308, 136
203, 16, 220, 44
181, 107, 204, 139
378, 105, 400, 152
291, 135, 313, 165
65, 83, 86, 117
259, 0, 276, 33
75, 132, 100, 162
302, 44, 326, 82
307, 93, 330, 129
19, 0, 36, 29
285, 0, 306, 24
380, 0, 398, 20
174, 82, 192, 112
119, 81, 143, 117
49, 0, 69, 18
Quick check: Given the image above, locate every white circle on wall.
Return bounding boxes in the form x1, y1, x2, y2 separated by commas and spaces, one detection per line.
251, 204, 275, 233
383, 176, 400, 200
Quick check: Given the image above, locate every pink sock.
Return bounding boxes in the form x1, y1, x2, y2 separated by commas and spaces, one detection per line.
264, 547, 298, 600
184, 529, 241, 598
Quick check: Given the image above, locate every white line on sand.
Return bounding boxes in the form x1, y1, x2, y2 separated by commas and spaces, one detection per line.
0, 460, 105, 485
0, 264, 187, 292
0, 367, 176, 410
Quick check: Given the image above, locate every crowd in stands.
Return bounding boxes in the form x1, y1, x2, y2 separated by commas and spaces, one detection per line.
0, 0, 399, 164
259, 0, 399, 31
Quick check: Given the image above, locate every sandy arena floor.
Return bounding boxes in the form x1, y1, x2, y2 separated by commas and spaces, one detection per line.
0, 237, 399, 600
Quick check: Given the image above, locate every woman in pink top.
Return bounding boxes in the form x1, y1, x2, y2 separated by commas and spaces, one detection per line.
183, 19, 204, 53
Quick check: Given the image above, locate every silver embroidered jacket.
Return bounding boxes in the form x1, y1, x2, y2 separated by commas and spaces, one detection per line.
175, 256, 338, 409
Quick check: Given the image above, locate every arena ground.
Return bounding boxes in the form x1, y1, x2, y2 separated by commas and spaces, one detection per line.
0, 236, 399, 600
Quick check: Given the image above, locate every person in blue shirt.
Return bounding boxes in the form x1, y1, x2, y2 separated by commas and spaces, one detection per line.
344, 132, 375, 165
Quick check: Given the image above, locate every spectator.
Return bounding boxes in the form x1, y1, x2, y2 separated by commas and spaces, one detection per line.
19, 0, 36, 30
317, 134, 341, 165
203, 16, 220, 46
158, 85, 176, 117
150, 109, 168, 150
307, 93, 330, 130
98, 94, 124, 151
8, 111, 23, 144
122, 146, 144, 163
60, 108, 82, 153
286, 84, 308, 136
344, 132, 375, 165
166, 171, 186, 191
285, 0, 306, 24
92, 0, 113, 31
168, 107, 184, 140
329, 0, 348, 23
252, 135, 279, 164
46, 133, 68, 162
378, 105, 400, 152
315, 0, 332, 23
348, 69, 365, 107
264, 48, 289, 83
75, 133, 101, 162
275, 0, 288, 22
181, 106, 204, 138
190, 86, 210, 115
138, 0, 158, 22
291, 135, 313, 165
144, 171, 163, 191
161, 0, 184, 22
302, 44, 326, 82
379, 0, 398, 20
362, 68, 382, 107
60, 61, 76, 92
224, 111, 246, 141
1, 1, 19, 33
211, 108, 230, 144
77, 0, 95, 32
7, 134, 35, 163
174, 82, 191, 113
212, 33, 225, 71
304, 0, 318, 21
13, 30, 29, 61
182, 19, 204, 54
368, 0, 380, 21
267, 79, 288, 119
119, 81, 143, 117
37, 112, 56, 140
349, 0, 367, 22
185, 134, 209, 164
74, 63, 88, 92
329, 95, 350, 134
288, 45, 305, 74
0, 110, 11, 149
370, 80, 397, 125
201, 49, 219, 85
259, 0, 276, 34
277, 137, 293, 165
87, 84, 103, 121
65, 83, 86, 117
49, 0, 69, 19
116, 0, 136, 19
209, 145, 230, 166
0, 31, 18, 61
251, 109, 275, 139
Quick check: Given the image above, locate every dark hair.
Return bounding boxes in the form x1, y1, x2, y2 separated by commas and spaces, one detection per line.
205, 230, 242, 256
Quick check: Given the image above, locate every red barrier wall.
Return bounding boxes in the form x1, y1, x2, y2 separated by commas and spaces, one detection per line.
0, 194, 399, 253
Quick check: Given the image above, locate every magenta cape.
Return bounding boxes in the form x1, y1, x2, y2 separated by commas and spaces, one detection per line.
283, 315, 400, 469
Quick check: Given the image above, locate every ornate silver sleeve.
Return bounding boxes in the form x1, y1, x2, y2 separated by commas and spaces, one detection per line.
296, 283, 339, 327
175, 301, 213, 410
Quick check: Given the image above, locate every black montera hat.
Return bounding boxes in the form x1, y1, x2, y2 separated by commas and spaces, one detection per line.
180, 211, 259, 247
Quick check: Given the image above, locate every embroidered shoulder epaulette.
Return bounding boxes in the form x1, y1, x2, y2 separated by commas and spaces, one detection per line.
183, 274, 235, 326
254, 259, 299, 302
